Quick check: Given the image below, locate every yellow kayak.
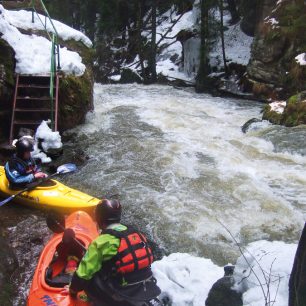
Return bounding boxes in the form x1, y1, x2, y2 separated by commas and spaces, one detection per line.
0, 166, 100, 213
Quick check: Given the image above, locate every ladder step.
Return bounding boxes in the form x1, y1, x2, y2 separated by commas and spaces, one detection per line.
16, 96, 55, 101
15, 108, 54, 112
18, 84, 51, 89
13, 120, 43, 125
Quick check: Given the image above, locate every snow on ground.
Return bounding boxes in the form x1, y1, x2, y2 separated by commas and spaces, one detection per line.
126, 4, 253, 81
0, 5, 89, 75
234, 240, 297, 306
126, 7, 196, 82
154, 8, 195, 81
269, 100, 287, 114
295, 53, 306, 66
210, 9, 253, 69
152, 253, 224, 306
152, 241, 297, 306
31, 120, 62, 163
3, 7, 92, 47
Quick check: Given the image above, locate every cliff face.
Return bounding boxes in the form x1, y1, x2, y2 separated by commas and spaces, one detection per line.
0, 39, 15, 142
245, 0, 306, 100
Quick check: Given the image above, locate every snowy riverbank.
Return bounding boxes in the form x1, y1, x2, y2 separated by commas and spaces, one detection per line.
153, 240, 297, 306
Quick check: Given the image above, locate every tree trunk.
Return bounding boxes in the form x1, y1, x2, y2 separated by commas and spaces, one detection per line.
227, 0, 240, 24
196, 0, 213, 92
136, 0, 146, 80
219, 0, 228, 75
149, 0, 157, 83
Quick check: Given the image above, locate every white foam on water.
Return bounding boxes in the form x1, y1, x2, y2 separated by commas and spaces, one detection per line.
66, 84, 305, 259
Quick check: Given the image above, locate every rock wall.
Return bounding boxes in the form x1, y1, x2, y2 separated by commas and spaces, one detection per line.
0, 39, 15, 142
245, 0, 306, 100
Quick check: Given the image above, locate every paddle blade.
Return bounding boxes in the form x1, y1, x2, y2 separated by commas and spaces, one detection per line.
46, 211, 65, 233
0, 195, 14, 207
57, 163, 77, 174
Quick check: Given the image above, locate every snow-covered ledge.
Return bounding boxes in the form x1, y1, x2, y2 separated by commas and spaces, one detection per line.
0, 5, 92, 76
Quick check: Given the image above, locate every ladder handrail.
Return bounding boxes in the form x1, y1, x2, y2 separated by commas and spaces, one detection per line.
30, 0, 61, 70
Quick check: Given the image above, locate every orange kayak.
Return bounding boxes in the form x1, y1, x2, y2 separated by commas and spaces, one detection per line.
27, 211, 99, 306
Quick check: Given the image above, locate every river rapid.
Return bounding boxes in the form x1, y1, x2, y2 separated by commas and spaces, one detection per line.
63, 84, 306, 258
2, 84, 306, 305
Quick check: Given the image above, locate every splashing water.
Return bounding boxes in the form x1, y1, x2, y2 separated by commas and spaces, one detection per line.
61, 84, 306, 264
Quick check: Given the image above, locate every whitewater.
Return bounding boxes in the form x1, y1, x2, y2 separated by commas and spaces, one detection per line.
52, 84, 305, 305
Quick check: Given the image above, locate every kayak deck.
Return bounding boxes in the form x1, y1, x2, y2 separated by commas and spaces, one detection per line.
27, 211, 99, 306
0, 166, 100, 213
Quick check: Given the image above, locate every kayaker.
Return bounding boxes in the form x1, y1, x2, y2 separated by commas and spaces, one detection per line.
5, 136, 47, 188
68, 199, 161, 305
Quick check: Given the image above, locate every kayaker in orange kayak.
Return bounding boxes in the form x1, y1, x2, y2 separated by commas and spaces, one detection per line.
67, 199, 161, 306
5, 137, 47, 188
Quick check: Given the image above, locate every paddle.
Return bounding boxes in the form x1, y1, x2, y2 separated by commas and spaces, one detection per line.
46, 210, 87, 251
0, 163, 77, 207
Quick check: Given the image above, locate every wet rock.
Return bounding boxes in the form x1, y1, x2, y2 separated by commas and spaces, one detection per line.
7, 214, 51, 305
241, 118, 262, 133
289, 222, 306, 306
58, 71, 94, 132
47, 147, 89, 173
0, 38, 15, 140
263, 91, 306, 127
0, 235, 18, 306
205, 265, 243, 306
281, 92, 306, 127
246, 0, 306, 99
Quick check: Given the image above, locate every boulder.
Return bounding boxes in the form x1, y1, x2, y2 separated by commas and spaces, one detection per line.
281, 92, 306, 127
205, 265, 243, 306
246, 0, 306, 99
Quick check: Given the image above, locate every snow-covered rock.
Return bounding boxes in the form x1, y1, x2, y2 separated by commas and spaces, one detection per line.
269, 100, 286, 114
3, 7, 92, 47
0, 5, 91, 76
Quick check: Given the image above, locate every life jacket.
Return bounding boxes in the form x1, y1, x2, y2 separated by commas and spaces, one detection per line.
104, 228, 154, 275
9, 156, 36, 175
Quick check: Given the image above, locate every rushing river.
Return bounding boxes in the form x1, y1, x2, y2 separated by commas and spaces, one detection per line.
2, 84, 306, 305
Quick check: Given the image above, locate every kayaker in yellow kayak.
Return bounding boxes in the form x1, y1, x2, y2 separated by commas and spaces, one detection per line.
67, 199, 161, 306
4, 137, 48, 189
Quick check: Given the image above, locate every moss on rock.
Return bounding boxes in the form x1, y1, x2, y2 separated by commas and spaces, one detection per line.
281, 92, 306, 127
262, 91, 306, 127
262, 104, 283, 125
58, 67, 94, 131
